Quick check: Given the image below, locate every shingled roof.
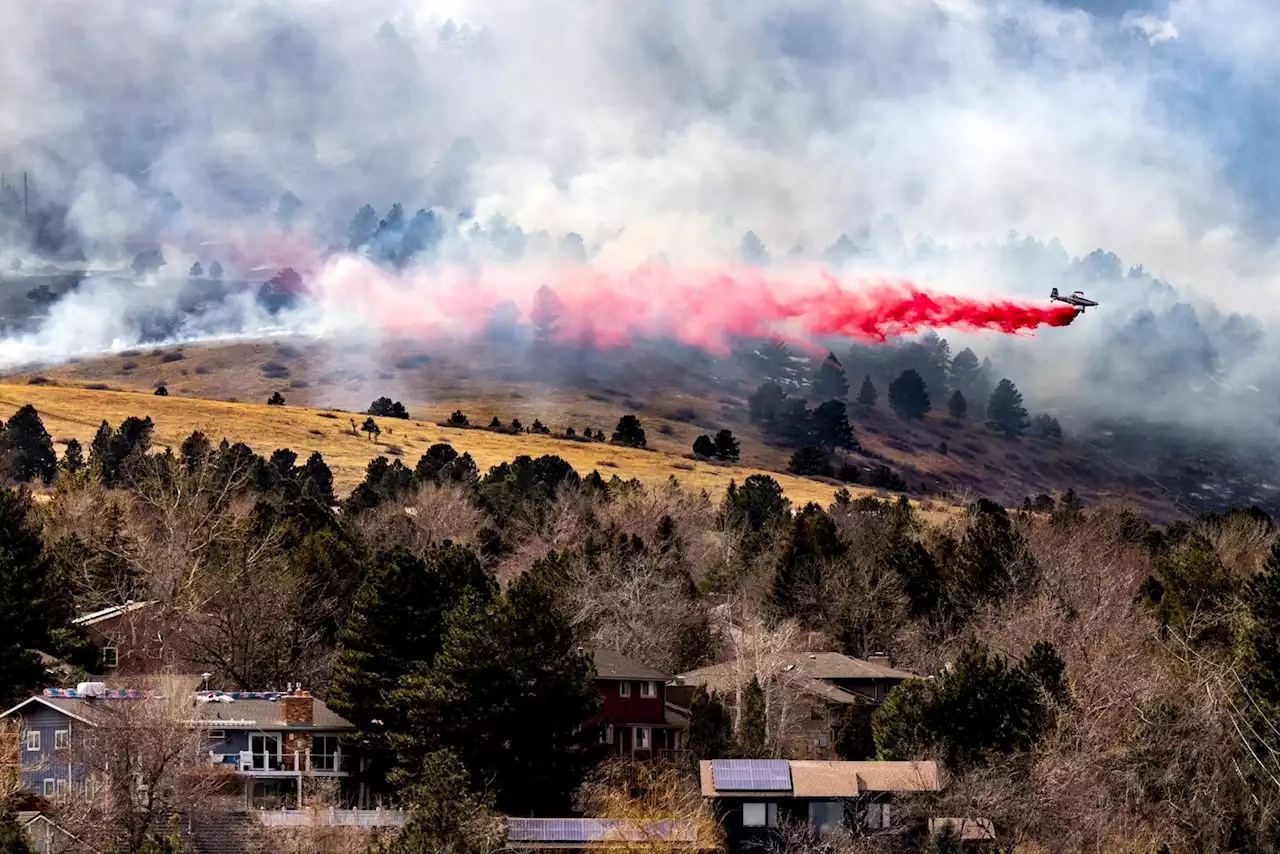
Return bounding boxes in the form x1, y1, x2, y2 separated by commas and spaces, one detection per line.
678, 652, 915, 695
585, 648, 671, 682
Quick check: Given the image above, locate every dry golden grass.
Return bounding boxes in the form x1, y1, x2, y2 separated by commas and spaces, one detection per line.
0, 382, 870, 505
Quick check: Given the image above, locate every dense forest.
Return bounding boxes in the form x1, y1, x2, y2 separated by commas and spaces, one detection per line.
0, 396, 1279, 853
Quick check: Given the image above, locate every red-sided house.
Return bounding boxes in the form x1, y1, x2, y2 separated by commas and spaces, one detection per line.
586, 649, 688, 759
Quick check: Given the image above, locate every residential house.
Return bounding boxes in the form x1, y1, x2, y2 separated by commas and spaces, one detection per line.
671, 652, 916, 758
15, 812, 94, 854
585, 648, 688, 759
1, 685, 365, 810
71, 601, 172, 676
699, 758, 941, 852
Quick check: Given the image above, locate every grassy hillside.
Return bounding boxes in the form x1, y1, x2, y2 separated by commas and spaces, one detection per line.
0, 381, 865, 507
0, 336, 1178, 517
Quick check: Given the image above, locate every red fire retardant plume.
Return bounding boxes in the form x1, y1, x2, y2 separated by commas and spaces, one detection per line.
318, 260, 1079, 351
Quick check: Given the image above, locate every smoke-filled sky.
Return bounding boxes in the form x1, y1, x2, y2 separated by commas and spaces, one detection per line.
2, 0, 1279, 307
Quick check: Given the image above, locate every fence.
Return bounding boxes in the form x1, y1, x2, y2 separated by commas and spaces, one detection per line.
255, 808, 407, 828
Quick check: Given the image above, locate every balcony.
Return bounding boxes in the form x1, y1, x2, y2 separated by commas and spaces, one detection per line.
205, 751, 353, 776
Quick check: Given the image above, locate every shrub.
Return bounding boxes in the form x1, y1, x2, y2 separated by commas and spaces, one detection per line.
449, 410, 469, 427
26, 376, 50, 385
194, 365, 211, 375
289, 380, 310, 389
261, 361, 290, 379
120, 361, 138, 372
161, 351, 185, 363
612, 414, 647, 448
154, 386, 169, 396
267, 391, 286, 406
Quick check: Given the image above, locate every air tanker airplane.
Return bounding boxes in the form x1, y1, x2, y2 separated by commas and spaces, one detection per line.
1050, 288, 1099, 313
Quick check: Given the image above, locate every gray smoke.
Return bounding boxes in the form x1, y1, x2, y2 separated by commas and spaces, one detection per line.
3, 0, 1280, 457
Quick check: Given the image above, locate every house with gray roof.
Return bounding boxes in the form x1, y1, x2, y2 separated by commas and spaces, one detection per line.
1, 686, 365, 810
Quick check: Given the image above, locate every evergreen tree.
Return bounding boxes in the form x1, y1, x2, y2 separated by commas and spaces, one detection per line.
380, 749, 505, 854
949, 347, 985, 401
395, 567, 601, 815
153, 385, 168, 397
712, 429, 741, 462
748, 382, 788, 425
888, 369, 931, 420
736, 676, 769, 757
855, 375, 878, 408
721, 475, 791, 533
986, 379, 1029, 439
947, 389, 967, 420
692, 435, 716, 458
1241, 540, 1280, 768
611, 415, 647, 448
787, 446, 831, 477
87, 500, 142, 607
1022, 641, 1069, 705
873, 641, 1053, 770
954, 500, 1037, 608
2, 404, 56, 483
768, 503, 844, 623
687, 686, 733, 761
188, 261, 203, 277
450, 410, 469, 427
811, 352, 849, 400
208, 260, 223, 279
348, 204, 379, 250
924, 823, 964, 854
1031, 413, 1063, 442
0, 815, 36, 854
267, 391, 285, 406
179, 430, 212, 474
811, 400, 857, 450
329, 545, 496, 793
60, 438, 84, 475
0, 490, 70, 704
362, 417, 381, 441
300, 452, 336, 506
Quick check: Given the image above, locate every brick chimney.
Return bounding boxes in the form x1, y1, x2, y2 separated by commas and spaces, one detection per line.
281, 688, 314, 726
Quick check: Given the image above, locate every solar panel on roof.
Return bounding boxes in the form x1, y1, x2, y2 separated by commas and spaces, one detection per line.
711, 758, 792, 791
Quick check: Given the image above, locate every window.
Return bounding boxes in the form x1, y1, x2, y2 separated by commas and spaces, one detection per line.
605, 725, 614, 745
311, 735, 339, 772
864, 801, 891, 829
250, 734, 280, 770
635, 727, 650, 750
42, 779, 55, 797
208, 729, 226, 741
102, 647, 118, 668
54, 730, 69, 751
742, 803, 778, 828
640, 681, 656, 698
808, 801, 843, 833
618, 681, 631, 698
25, 730, 40, 752
55, 779, 68, 796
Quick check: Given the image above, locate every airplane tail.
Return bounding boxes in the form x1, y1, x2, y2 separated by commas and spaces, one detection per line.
1050, 288, 1059, 298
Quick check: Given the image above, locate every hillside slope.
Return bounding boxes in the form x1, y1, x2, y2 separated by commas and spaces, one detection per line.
0, 337, 1186, 517
0, 382, 859, 506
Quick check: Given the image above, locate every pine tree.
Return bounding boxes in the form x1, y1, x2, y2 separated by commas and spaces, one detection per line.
924, 823, 964, 854
0, 490, 70, 704
188, 261, 203, 277
2, 404, 56, 483
811, 352, 849, 400
267, 391, 285, 406
692, 435, 716, 458
855, 375, 878, 408
329, 545, 496, 794
1241, 540, 1280, 740
712, 429, 741, 462
736, 676, 768, 757
300, 451, 336, 506
748, 382, 788, 425
811, 401, 857, 450
986, 379, 1030, 439
787, 446, 831, 477
362, 417, 381, 441
768, 503, 844, 623
888, 369, 931, 420
949, 347, 984, 400
61, 438, 84, 474
531, 285, 563, 344
947, 389, 967, 420
611, 415, 647, 448
687, 686, 733, 761
208, 260, 223, 279
394, 566, 601, 814
348, 204, 379, 250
